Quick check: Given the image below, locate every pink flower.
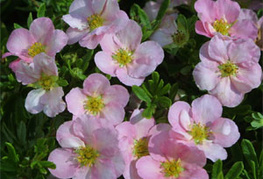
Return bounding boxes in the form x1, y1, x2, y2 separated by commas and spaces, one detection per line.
115, 109, 171, 179
193, 35, 262, 107
136, 131, 208, 179
14, 53, 66, 117
48, 115, 125, 179
195, 0, 258, 40
65, 73, 129, 125
168, 94, 240, 161
3, 17, 68, 72
95, 20, 164, 86
256, 17, 263, 50
63, 0, 129, 49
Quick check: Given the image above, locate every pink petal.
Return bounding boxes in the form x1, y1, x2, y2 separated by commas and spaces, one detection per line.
231, 64, 262, 94
129, 109, 155, 139
195, 21, 211, 37
94, 51, 118, 76
194, 0, 216, 23
41, 87, 66, 117
230, 20, 258, 40
101, 102, 125, 125
45, 29, 68, 57
115, 20, 142, 51
181, 163, 209, 179
66, 27, 89, 45
179, 110, 191, 131
216, 0, 240, 23
65, 87, 86, 116
193, 62, 220, 91
79, 32, 104, 49
148, 123, 171, 136
198, 141, 227, 162
6, 28, 35, 57
29, 17, 54, 44
100, 34, 121, 55
56, 121, 85, 149
211, 117, 240, 148
14, 61, 39, 84
101, 0, 120, 20
238, 9, 258, 23
116, 122, 137, 141
191, 94, 223, 124
25, 89, 45, 114
128, 41, 164, 78
136, 156, 163, 179
150, 30, 173, 47
62, 14, 89, 30
82, 73, 110, 96
210, 77, 244, 107
103, 85, 129, 107
116, 68, 145, 86
69, 0, 92, 14
33, 53, 58, 76
9, 58, 21, 72
208, 35, 229, 63
48, 148, 78, 179
92, 0, 107, 14
168, 101, 191, 129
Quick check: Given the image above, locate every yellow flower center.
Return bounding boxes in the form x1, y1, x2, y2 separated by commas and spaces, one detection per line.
161, 159, 184, 178
29, 75, 58, 91
189, 123, 211, 144
213, 18, 232, 36
75, 145, 100, 167
28, 42, 46, 57
87, 14, 104, 31
133, 137, 149, 159
112, 49, 133, 67
84, 95, 104, 115
218, 61, 238, 77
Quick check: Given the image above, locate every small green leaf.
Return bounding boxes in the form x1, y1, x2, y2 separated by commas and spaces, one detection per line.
132, 85, 151, 104
57, 79, 69, 87
14, 23, 23, 29
212, 160, 223, 179
17, 121, 26, 145
37, 3, 46, 18
142, 105, 156, 119
5, 142, 19, 163
225, 161, 244, 179
157, 96, 171, 108
158, 83, 171, 96
27, 12, 33, 28
155, 0, 170, 23
241, 139, 258, 169
0, 158, 17, 172
217, 172, 224, 179
39, 161, 56, 169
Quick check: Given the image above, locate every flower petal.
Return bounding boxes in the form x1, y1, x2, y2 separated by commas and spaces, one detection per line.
103, 85, 129, 107
101, 102, 125, 125
191, 94, 223, 124
83, 73, 110, 96
66, 27, 89, 45
48, 148, 78, 179
66, 87, 86, 116
198, 141, 227, 161
94, 51, 118, 76
208, 35, 229, 63
216, 0, 240, 23
25, 89, 45, 114
116, 68, 145, 86
136, 156, 163, 179
230, 20, 258, 40
40, 87, 66, 117
211, 117, 240, 148
194, 0, 216, 23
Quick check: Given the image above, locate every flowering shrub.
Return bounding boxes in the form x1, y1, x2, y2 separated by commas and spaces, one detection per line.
1, 0, 262, 179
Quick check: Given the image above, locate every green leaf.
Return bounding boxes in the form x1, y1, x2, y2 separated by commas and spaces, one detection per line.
155, 0, 170, 23
130, 4, 151, 29
157, 96, 171, 108
17, 121, 26, 145
0, 158, 17, 172
39, 161, 56, 169
5, 142, 19, 163
27, 12, 33, 28
158, 83, 171, 96
14, 23, 23, 29
57, 79, 69, 87
212, 160, 223, 179
142, 105, 156, 119
217, 172, 224, 179
132, 85, 151, 104
241, 139, 259, 169
37, 3, 46, 18
225, 162, 244, 179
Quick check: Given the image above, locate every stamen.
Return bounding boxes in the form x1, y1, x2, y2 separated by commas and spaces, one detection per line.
87, 14, 104, 32
28, 42, 46, 57
84, 96, 104, 115
112, 49, 133, 67
133, 137, 149, 159
218, 61, 238, 77
75, 145, 100, 167
161, 159, 184, 178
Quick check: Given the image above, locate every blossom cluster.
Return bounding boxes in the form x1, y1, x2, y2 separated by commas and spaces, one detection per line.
2, 0, 262, 178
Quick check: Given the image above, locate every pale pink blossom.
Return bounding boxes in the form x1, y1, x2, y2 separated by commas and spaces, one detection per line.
256, 17, 263, 50
193, 35, 262, 107
168, 94, 240, 161
115, 109, 171, 179
14, 53, 66, 117
95, 20, 164, 86
3, 17, 68, 72
136, 131, 208, 179
63, 0, 129, 49
65, 73, 129, 125
195, 0, 258, 40
48, 115, 125, 179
